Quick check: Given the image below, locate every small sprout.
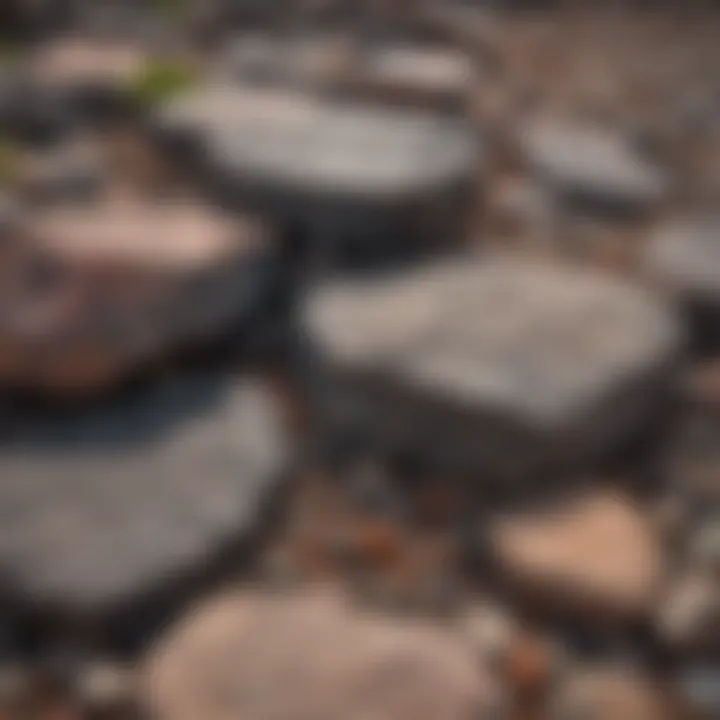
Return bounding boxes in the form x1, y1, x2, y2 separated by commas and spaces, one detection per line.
151, 0, 189, 17
0, 137, 23, 189
127, 58, 197, 110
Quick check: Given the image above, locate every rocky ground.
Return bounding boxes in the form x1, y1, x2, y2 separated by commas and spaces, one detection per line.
0, 0, 720, 718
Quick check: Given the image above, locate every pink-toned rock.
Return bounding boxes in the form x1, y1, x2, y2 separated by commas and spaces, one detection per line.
489, 490, 664, 621
552, 667, 675, 720
145, 588, 498, 720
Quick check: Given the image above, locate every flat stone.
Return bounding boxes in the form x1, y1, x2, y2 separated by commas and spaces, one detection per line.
303, 256, 680, 479
0, 374, 289, 637
644, 219, 720, 349
0, 200, 271, 393
157, 85, 478, 263
521, 120, 668, 217
145, 588, 497, 720
345, 44, 476, 113
552, 667, 673, 720
657, 571, 720, 655
487, 491, 664, 621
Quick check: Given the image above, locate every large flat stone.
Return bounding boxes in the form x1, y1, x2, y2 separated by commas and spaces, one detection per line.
303, 256, 681, 480
145, 588, 498, 720
0, 200, 272, 394
155, 85, 478, 264
0, 374, 289, 645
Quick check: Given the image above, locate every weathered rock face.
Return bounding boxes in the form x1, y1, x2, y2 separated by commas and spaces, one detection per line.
303, 256, 681, 481
155, 85, 478, 266
0, 201, 271, 394
657, 570, 720, 656
487, 490, 664, 622
551, 666, 674, 720
645, 220, 720, 351
145, 588, 497, 720
520, 120, 668, 217
0, 374, 289, 648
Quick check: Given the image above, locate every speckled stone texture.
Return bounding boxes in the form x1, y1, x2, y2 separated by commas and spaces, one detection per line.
304, 256, 681, 482
0, 373, 290, 648
145, 588, 498, 720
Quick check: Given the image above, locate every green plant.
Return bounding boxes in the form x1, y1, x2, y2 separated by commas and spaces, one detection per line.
0, 138, 22, 189
127, 59, 198, 109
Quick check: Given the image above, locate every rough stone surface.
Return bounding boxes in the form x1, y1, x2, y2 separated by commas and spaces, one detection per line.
304, 256, 680, 480
145, 588, 497, 720
520, 120, 668, 216
488, 490, 664, 620
645, 219, 720, 349
156, 84, 478, 262
0, 374, 289, 631
345, 44, 476, 113
0, 201, 271, 393
657, 571, 720, 655
551, 667, 673, 720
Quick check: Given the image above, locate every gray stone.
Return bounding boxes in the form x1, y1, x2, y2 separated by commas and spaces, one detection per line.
157, 85, 478, 263
0, 374, 289, 634
303, 256, 680, 480
145, 588, 498, 720
344, 43, 476, 113
644, 219, 720, 349
520, 120, 668, 217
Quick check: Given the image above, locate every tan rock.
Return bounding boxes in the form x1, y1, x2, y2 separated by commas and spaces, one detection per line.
552, 667, 674, 720
146, 588, 497, 720
489, 491, 664, 621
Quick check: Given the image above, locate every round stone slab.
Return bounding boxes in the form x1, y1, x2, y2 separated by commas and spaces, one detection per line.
145, 588, 497, 720
0, 201, 271, 394
206, 93, 477, 205
0, 374, 289, 636
157, 85, 478, 264
304, 256, 680, 480
520, 120, 667, 217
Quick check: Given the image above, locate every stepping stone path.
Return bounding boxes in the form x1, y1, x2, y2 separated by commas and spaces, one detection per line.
520, 120, 668, 217
0, 200, 270, 393
303, 256, 680, 481
645, 219, 720, 349
155, 84, 478, 265
0, 373, 289, 647
145, 588, 498, 720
